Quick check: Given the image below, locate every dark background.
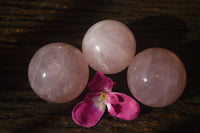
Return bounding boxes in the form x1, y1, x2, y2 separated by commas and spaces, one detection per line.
0, 0, 200, 133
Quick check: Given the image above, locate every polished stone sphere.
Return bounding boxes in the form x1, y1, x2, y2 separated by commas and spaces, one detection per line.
82, 20, 136, 74
127, 48, 186, 107
28, 42, 89, 103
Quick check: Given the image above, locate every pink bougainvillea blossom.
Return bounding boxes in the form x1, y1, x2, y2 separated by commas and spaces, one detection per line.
72, 72, 140, 128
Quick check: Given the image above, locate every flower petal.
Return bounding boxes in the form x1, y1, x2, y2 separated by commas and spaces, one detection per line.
88, 72, 114, 93
107, 93, 140, 120
107, 92, 119, 104
72, 102, 105, 128
107, 103, 117, 116
83, 93, 101, 104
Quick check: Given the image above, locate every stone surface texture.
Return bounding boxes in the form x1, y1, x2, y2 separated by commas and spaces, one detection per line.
28, 42, 89, 103
127, 48, 187, 107
82, 20, 136, 74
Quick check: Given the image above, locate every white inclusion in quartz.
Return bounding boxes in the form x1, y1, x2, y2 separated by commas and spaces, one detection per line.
42, 72, 46, 78
143, 78, 147, 82
95, 46, 100, 52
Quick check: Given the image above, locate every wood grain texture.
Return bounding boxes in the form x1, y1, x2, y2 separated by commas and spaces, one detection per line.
0, 0, 200, 132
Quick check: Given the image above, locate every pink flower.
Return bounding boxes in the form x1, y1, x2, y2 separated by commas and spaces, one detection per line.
72, 72, 140, 128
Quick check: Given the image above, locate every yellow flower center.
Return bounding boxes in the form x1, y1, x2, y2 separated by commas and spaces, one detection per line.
100, 93, 107, 100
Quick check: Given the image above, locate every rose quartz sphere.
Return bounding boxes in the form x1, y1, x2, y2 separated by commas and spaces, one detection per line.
82, 20, 136, 74
28, 42, 89, 103
127, 48, 187, 107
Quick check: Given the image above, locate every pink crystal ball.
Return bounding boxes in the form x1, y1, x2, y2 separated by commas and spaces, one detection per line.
28, 42, 89, 103
127, 48, 187, 107
82, 20, 136, 74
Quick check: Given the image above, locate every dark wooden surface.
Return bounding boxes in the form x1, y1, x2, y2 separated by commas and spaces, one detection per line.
0, 0, 200, 133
